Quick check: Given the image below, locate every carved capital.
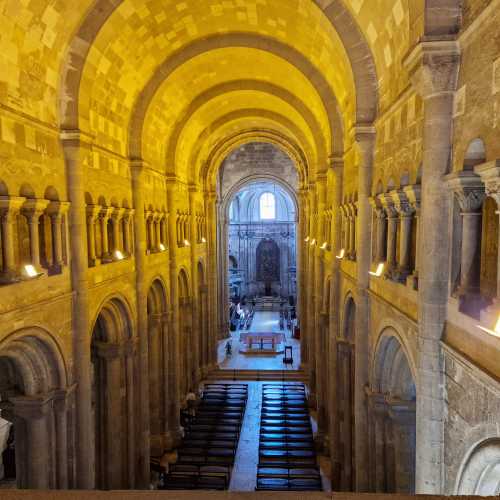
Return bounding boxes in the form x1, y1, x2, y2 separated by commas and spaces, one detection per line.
379, 193, 398, 218
446, 171, 485, 213
22, 199, 50, 220
402, 185, 421, 212
404, 40, 460, 99
474, 160, 500, 206
390, 190, 414, 217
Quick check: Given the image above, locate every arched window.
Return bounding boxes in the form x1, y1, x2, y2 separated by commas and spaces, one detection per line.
260, 192, 276, 220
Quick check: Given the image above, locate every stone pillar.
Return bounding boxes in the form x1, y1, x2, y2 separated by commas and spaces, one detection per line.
53, 389, 72, 489
392, 192, 415, 282
22, 199, 50, 270
342, 205, 350, 255
0, 196, 26, 282
349, 203, 357, 260
47, 202, 70, 269
297, 188, 309, 368
381, 195, 398, 276
374, 205, 387, 263
166, 179, 181, 438
11, 396, 52, 489
404, 39, 460, 493
99, 207, 113, 263
366, 391, 387, 492
111, 208, 125, 256
122, 209, 134, 256
314, 175, 327, 442
403, 185, 422, 287
446, 172, 485, 297
130, 160, 150, 488
388, 401, 416, 494
354, 126, 376, 491
327, 156, 343, 485
206, 192, 219, 368
61, 130, 94, 488
86, 205, 101, 267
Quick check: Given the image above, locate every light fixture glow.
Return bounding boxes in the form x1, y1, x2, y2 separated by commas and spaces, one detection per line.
320, 242, 328, 250
159, 243, 166, 251
115, 250, 124, 260
336, 248, 345, 260
24, 264, 38, 277
184, 239, 190, 247
369, 262, 385, 277
201, 237, 207, 243
310, 239, 316, 246
304, 236, 310, 242
477, 315, 500, 338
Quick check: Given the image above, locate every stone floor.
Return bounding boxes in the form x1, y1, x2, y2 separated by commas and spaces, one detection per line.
217, 311, 302, 370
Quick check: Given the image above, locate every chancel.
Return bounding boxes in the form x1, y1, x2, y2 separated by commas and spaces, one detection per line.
0, 1, 499, 498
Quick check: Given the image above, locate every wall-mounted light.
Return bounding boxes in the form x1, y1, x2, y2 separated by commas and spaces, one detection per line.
310, 239, 316, 246
115, 250, 125, 260
320, 242, 329, 250
159, 243, 166, 251
201, 237, 207, 243
304, 236, 310, 242
23, 264, 42, 278
336, 248, 345, 260
477, 315, 500, 339
184, 239, 191, 247
369, 262, 384, 277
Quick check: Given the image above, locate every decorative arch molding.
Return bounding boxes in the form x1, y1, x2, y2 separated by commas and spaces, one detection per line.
0, 326, 68, 395
147, 278, 169, 315
340, 291, 357, 341
203, 129, 309, 189
455, 437, 500, 495
177, 267, 191, 298
187, 108, 317, 182
371, 319, 418, 391
90, 295, 135, 344
371, 327, 417, 399
163, 79, 329, 173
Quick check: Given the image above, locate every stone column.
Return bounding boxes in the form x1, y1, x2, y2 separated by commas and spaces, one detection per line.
111, 208, 125, 256
381, 195, 398, 276
0, 196, 26, 282
374, 205, 387, 263
328, 156, 343, 484
366, 390, 387, 492
388, 401, 416, 494
122, 209, 134, 256
22, 199, 50, 270
392, 192, 415, 282
166, 179, 181, 439
47, 202, 70, 269
404, 39, 460, 493
86, 205, 101, 267
53, 389, 71, 489
130, 160, 150, 488
61, 130, 94, 488
206, 192, 219, 368
314, 175, 327, 442
297, 188, 309, 368
446, 172, 485, 297
354, 126, 376, 491
349, 203, 357, 260
342, 205, 350, 255
403, 185, 422, 287
11, 396, 52, 489
99, 207, 113, 263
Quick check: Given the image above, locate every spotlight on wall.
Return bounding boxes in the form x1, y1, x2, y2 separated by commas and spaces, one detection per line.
310, 239, 316, 246
369, 262, 385, 277
336, 248, 345, 260
477, 315, 500, 338
201, 237, 207, 243
23, 264, 42, 278
304, 236, 310, 242
159, 243, 166, 251
184, 239, 191, 247
320, 242, 329, 250
115, 250, 125, 260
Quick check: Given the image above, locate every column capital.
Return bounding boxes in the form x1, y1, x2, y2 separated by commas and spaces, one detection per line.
403, 40, 460, 99
387, 398, 416, 423
379, 193, 398, 218
474, 159, 500, 205
7, 395, 53, 420
122, 208, 135, 220
402, 184, 422, 212
99, 206, 114, 220
92, 341, 122, 359
0, 196, 27, 217
60, 129, 94, 148
329, 155, 344, 171
390, 190, 414, 217
445, 171, 485, 213
22, 198, 50, 219
47, 201, 70, 218
111, 207, 126, 221
86, 204, 101, 220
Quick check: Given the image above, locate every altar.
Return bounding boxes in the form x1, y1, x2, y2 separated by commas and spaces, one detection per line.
238, 331, 285, 354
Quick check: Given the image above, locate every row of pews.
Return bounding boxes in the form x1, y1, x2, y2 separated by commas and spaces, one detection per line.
160, 383, 248, 490
256, 383, 322, 491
